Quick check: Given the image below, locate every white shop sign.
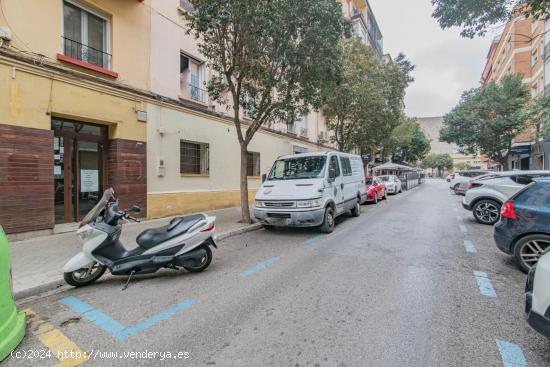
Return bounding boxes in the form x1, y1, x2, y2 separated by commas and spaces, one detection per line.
80, 170, 99, 193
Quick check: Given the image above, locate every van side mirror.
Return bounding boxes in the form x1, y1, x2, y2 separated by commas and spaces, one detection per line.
262, 173, 267, 183
328, 168, 336, 183
130, 204, 141, 213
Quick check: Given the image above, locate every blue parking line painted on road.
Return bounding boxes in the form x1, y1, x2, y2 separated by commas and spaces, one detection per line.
496, 340, 528, 367
59, 296, 195, 341
240, 257, 278, 277
304, 235, 324, 246
473, 271, 497, 298
464, 240, 477, 253
459, 224, 468, 233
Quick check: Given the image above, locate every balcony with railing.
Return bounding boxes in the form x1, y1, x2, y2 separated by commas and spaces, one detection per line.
61, 37, 111, 70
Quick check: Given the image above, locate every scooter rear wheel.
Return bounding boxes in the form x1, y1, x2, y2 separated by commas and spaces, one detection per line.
64, 262, 106, 287
183, 246, 213, 273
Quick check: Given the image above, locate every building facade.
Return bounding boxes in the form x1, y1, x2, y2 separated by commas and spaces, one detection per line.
417, 117, 494, 171
0, 0, 385, 235
480, 9, 549, 170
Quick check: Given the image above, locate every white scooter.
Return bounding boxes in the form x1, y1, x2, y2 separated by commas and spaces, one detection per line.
63, 188, 217, 288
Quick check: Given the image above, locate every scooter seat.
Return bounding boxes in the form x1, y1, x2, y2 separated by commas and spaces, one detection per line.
136, 214, 206, 249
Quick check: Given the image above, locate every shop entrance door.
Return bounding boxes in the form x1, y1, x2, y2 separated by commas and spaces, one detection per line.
52, 119, 107, 224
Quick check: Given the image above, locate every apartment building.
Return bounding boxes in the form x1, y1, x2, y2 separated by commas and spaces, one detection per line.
0, 0, 385, 235
480, 9, 549, 170
417, 117, 494, 171
0, 0, 150, 236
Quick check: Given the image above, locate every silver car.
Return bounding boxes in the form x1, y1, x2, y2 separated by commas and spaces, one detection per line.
379, 175, 402, 194
463, 170, 550, 225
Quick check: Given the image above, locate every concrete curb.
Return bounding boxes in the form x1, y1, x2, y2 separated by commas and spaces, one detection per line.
14, 223, 263, 301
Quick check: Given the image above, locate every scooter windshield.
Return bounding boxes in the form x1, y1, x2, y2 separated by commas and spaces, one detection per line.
79, 188, 115, 227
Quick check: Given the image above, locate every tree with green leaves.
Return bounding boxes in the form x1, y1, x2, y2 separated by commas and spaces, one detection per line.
185, 0, 344, 223
440, 74, 529, 170
386, 117, 431, 164
432, 0, 550, 38
421, 153, 454, 177
323, 38, 413, 157
454, 162, 471, 171
322, 39, 383, 152
523, 94, 550, 169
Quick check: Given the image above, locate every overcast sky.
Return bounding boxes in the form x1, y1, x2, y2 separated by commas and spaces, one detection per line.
369, 0, 494, 118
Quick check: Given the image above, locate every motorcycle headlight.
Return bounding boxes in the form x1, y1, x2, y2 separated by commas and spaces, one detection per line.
296, 199, 321, 208
78, 228, 93, 240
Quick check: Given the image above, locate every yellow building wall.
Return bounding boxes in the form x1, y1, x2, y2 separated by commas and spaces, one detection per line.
148, 190, 258, 219
0, 63, 146, 141
0, 0, 150, 90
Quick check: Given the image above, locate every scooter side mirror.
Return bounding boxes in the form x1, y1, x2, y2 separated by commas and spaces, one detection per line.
130, 204, 141, 213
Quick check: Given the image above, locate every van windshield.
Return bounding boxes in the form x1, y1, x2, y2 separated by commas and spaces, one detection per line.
268, 156, 327, 180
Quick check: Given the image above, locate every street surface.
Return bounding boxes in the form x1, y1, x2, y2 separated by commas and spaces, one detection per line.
5, 180, 550, 367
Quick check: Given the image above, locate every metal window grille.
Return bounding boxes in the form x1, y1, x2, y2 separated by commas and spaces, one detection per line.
247, 152, 260, 177
180, 140, 209, 174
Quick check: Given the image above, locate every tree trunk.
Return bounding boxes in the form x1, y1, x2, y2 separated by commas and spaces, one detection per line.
239, 143, 252, 224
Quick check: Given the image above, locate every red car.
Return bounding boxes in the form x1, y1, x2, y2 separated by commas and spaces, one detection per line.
365, 176, 387, 204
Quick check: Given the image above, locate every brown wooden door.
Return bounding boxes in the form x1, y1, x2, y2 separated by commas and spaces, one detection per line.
52, 119, 107, 224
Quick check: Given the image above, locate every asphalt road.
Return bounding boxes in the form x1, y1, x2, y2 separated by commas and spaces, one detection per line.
5, 180, 550, 367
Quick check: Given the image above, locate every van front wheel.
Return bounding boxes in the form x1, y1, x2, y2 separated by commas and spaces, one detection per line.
320, 207, 335, 233
351, 199, 361, 217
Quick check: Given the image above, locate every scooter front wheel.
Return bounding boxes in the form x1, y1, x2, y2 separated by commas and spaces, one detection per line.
64, 262, 106, 287
183, 246, 213, 273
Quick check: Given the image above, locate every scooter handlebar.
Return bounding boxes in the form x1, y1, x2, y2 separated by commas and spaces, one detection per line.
125, 214, 141, 223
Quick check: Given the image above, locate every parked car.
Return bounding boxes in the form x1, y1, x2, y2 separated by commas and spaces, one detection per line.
365, 176, 387, 204
463, 170, 550, 225
455, 173, 502, 196
494, 178, 550, 272
449, 170, 490, 194
380, 175, 402, 194
525, 250, 550, 339
254, 152, 366, 233
0, 225, 26, 361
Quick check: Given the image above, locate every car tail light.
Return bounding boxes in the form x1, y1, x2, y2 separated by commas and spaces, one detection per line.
501, 201, 516, 219
201, 224, 215, 232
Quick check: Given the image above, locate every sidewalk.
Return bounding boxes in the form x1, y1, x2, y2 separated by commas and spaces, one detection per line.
10, 207, 261, 300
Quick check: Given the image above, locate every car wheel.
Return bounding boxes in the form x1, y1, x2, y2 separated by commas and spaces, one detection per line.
472, 199, 501, 225
320, 206, 335, 233
453, 185, 461, 195
513, 235, 550, 273
351, 199, 361, 217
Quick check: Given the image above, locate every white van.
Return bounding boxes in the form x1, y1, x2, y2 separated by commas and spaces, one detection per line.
254, 152, 366, 233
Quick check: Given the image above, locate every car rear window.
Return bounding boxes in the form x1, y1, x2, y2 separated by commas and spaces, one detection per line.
514, 181, 550, 206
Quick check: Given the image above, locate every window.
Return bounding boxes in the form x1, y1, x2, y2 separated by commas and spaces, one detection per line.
329, 156, 341, 177
180, 54, 205, 103
247, 152, 261, 177
268, 156, 326, 180
180, 140, 209, 175
532, 49, 538, 66
339, 157, 352, 176
63, 1, 109, 68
